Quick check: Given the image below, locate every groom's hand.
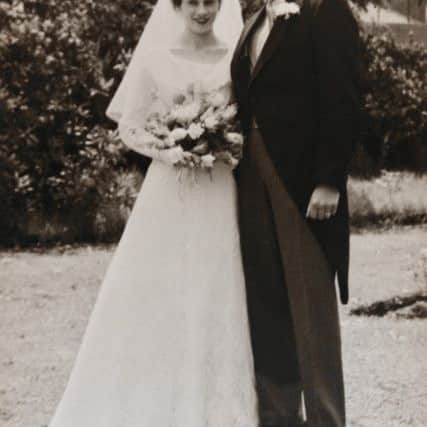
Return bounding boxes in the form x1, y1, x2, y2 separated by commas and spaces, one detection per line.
306, 185, 340, 220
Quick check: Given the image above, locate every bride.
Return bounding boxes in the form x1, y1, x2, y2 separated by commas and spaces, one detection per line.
49, 0, 259, 426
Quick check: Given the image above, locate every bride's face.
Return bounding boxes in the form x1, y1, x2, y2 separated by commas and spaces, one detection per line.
179, 0, 221, 35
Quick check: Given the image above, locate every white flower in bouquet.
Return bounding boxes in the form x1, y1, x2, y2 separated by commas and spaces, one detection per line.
192, 141, 209, 155
220, 104, 238, 121
207, 91, 227, 108
200, 106, 214, 120
200, 153, 216, 169
171, 101, 201, 125
170, 127, 188, 142
158, 137, 175, 149
153, 124, 171, 140
188, 123, 205, 140
225, 132, 244, 146
271, 0, 300, 18
204, 113, 220, 130
145, 116, 161, 133
164, 135, 177, 148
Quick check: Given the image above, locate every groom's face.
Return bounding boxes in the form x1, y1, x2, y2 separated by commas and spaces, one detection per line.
180, 0, 221, 35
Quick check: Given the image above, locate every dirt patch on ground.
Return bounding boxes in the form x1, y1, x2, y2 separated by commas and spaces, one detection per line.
350, 293, 427, 318
1, 227, 426, 427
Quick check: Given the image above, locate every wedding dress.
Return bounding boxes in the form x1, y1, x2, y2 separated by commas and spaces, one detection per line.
49, 47, 259, 427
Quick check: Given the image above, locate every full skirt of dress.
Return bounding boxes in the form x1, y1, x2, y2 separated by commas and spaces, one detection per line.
49, 161, 259, 427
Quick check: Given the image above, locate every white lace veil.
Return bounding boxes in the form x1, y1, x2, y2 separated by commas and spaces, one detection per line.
106, 0, 244, 126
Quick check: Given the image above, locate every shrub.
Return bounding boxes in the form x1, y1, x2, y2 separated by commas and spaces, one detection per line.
357, 29, 427, 174
348, 171, 427, 229
0, 0, 154, 244
0, 1, 426, 245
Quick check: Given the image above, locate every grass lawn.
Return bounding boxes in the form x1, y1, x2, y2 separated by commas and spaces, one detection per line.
10, 171, 427, 246
0, 226, 426, 427
348, 172, 427, 228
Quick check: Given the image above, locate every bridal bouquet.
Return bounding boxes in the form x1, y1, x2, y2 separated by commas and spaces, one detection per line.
141, 83, 244, 170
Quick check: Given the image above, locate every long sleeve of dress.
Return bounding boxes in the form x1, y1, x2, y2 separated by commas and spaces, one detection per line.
118, 124, 184, 166
113, 58, 184, 166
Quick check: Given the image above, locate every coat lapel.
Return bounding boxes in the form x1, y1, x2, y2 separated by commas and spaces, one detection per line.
231, 7, 265, 71
249, 13, 297, 85
232, 0, 304, 86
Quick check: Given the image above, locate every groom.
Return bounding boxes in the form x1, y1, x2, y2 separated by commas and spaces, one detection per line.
231, 0, 361, 426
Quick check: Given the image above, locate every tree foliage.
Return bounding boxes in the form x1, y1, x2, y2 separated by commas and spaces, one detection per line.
0, 0, 426, 244
359, 30, 427, 173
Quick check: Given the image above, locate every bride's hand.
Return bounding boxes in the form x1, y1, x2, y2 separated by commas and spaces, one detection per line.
306, 185, 340, 220
160, 146, 185, 165
175, 152, 202, 168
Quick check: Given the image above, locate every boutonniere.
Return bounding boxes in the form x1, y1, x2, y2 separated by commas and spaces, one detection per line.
269, 0, 300, 20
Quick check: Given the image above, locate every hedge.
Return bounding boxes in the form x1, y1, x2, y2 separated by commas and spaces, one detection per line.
0, 0, 426, 245
356, 29, 427, 175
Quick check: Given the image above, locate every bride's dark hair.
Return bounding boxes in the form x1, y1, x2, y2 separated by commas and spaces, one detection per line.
171, 0, 221, 8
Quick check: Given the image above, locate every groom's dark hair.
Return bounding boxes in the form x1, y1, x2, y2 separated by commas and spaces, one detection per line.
171, 0, 221, 8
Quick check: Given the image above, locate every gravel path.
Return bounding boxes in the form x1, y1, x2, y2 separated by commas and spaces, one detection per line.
1, 227, 426, 427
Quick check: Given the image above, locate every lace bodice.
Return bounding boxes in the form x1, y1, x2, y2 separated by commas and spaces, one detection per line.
117, 48, 235, 163
145, 48, 233, 107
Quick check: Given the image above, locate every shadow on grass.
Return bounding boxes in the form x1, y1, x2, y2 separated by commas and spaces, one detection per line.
350, 292, 427, 319
350, 213, 427, 233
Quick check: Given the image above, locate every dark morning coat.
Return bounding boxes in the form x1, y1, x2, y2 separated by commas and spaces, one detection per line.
231, 0, 362, 304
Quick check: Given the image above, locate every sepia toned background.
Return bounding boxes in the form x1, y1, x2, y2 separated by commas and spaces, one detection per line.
1, 0, 426, 426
